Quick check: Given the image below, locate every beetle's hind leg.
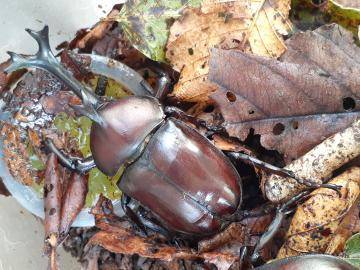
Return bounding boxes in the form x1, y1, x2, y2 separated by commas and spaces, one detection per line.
45, 139, 95, 174
250, 189, 312, 266
227, 151, 341, 192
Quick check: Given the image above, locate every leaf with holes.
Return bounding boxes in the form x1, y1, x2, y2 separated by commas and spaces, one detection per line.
209, 24, 360, 161
166, 0, 293, 103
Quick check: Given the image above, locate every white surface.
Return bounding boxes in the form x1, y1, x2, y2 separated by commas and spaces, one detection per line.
0, 0, 120, 62
0, 195, 79, 270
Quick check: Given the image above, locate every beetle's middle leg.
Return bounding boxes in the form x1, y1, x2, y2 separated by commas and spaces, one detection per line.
121, 194, 177, 242
45, 139, 96, 174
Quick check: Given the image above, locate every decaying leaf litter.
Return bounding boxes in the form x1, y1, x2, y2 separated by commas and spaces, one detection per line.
0, 0, 359, 269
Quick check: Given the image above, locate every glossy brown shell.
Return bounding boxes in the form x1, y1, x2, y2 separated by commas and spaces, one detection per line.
255, 255, 357, 270
90, 96, 164, 176
119, 118, 242, 236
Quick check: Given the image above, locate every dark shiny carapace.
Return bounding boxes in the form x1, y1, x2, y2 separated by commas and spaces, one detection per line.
118, 117, 242, 236
255, 254, 358, 270
90, 96, 164, 176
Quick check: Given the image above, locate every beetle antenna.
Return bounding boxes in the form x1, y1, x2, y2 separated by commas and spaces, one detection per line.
5, 26, 100, 111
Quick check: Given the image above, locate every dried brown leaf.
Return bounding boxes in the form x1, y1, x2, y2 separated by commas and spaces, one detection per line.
210, 24, 360, 161
44, 154, 62, 243
166, 0, 292, 103
212, 134, 254, 154
1, 123, 34, 185
40, 91, 80, 115
198, 214, 272, 253
44, 154, 63, 270
0, 177, 10, 196
87, 230, 237, 270
59, 173, 88, 242
0, 60, 10, 93
90, 196, 238, 270
277, 167, 360, 258
325, 197, 360, 255
76, 9, 120, 49
0, 60, 25, 94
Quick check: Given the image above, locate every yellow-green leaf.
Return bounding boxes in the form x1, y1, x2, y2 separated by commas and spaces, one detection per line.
116, 0, 202, 62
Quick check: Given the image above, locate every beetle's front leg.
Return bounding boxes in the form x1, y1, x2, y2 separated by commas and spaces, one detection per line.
46, 139, 96, 174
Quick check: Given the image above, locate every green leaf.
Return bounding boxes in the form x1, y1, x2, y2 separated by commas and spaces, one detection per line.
116, 0, 202, 62
53, 112, 123, 207
344, 233, 360, 268
86, 166, 124, 207
26, 142, 45, 171
51, 74, 131, 206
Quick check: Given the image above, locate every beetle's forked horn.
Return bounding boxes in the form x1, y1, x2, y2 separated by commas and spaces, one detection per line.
5, 25, 105, 125
6, 26, 55, 74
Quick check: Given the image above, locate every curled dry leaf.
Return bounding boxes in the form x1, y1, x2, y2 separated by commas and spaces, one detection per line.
1, 124, 35, 185
0, 177, 10, 196
0, 60, 25, 94
212, 134, 254, 155
59, 173, 88, 242
198, 214, 273, 253
325, 196, 360, 255
89, 196, 238, 270
44, 153, 62, 270
210, 24, 360, 161
265, 118, 360, 203
0, 60, 9, 92
44, 153, 62, 242
76, 9, 120, 49
166, 0, 292, 103
277, 167, 360, 259
88, 229, 237, 270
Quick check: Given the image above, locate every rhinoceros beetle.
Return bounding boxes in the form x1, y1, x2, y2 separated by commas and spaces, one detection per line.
5, 26, 341, 264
